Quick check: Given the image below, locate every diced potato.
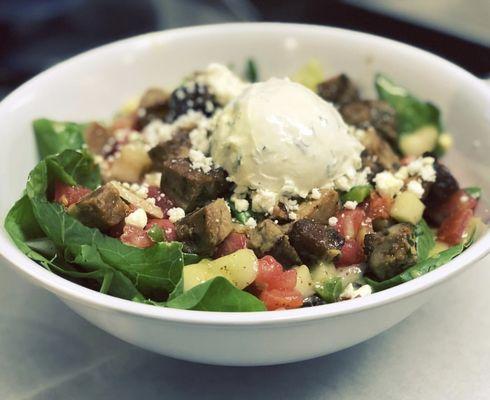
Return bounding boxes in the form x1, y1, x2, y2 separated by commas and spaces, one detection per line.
428, 241, 449, 257
294, 265, 315, 297
183, 249, 258, 292
292, 59, 325, 91
399, 125, 438, 157
390, 191, 425, 224
110, 143, 151, 183
120, 96, 141, 115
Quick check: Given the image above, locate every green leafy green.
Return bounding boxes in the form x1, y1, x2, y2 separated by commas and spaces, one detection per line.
465, 187, 482, 200
366, 241, 468, 291
228, 200, 255, 225
315, 277, 344, 303
33, 119, 86, 159
7, 149, 186, 299
147, 225, 165, 243
415, 219, 436, 261
244, 58, 259, 83
375, 74, 442, 135
341, 185, 372, 203
166, 276, 266, 312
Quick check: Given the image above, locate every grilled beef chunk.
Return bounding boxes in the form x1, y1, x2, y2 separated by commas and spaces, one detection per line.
296, 189, 339, 224
424, 162, 460, 226
247, 220, 301, 268
84, 122, 112, 155
289, 219, 344, 264
360, 128, 400, 173
137, 88, 169, 128
364, 223, 417, 281
317, 74, 359, 105
340, 100, 398, 148
268, 235, 302, 268
372, 217, 396, 232
68, 184, 129, 231
148, 130, 192, 170
247, 219, 283, 255
176, 199, 233, 256
160, 158, 229, 212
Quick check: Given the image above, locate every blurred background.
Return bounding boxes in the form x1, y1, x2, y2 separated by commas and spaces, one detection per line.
0, 0, 489, 99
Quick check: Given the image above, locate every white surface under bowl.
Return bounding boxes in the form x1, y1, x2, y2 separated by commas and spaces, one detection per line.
0, 23, 489, 366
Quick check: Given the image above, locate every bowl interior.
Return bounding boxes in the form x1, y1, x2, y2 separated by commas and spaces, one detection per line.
0, 23, 489, 319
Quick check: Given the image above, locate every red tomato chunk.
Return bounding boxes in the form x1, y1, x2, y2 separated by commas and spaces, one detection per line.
53, 181, 91, 207
336, 239, 364, 266
366, 193, 393, 220
438, 208, 473, 245
120, 225, 153, 248
254, 256, 303, 311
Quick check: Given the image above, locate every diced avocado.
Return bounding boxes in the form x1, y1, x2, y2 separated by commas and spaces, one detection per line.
399, 125, 438, 157
390, 192, 425, 225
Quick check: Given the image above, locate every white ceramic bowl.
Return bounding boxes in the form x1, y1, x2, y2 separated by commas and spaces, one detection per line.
0, 23, 489, 366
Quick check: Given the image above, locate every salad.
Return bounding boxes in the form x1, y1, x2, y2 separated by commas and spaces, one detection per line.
5, 60, 485, 312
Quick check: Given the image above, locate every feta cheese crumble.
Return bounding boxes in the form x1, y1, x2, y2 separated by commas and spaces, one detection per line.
189, 149, 213, 173
373, 171, 404, 198
167, 207, 186, 223
406, 179, 425, 199
344, 200, 358, 210
340, 283, 373, 300
245, 217, 257, 228
125, 208, 147, 229
310, 188, 321, 200
328, 216, 338, 227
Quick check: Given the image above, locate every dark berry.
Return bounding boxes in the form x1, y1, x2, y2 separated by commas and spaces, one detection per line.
166, 82, 218, 122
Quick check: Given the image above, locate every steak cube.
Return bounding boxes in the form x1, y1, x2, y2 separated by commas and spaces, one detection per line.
289, 219, 344, 264
176, 199, 233, 256
68, 184, 129, 230
160, 158, 229, 212
364, 223, 417, 281
296, 189, 339, 224
317, 74, 359, 105
148, 129, 192, 170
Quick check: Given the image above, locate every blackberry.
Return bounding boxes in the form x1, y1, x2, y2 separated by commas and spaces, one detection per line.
302, 295, 327, 308
166, 82, 218, 122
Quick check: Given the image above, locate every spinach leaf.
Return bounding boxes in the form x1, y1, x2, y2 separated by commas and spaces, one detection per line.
166, 276, 266, 312
415, 219, 436, 261
375, 74, 442, 135
366, 241, 467, 291
244, 58, 259, 83
228, 200, 255, 225
341, 185, 372, 203
315, 277, 344, 303
33, 119, 86, 159
18, 149, 186, 297
465, 187, 482, 200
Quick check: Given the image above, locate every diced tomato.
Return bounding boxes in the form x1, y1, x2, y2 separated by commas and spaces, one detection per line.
145, 218, 177, 242
254, 256, 284, 291
336, 208, 366, 239
120, 225, 153, 248
214, 232, 247, 258
438, 208, 473, 245
336, 239, 365, 267
147, 186, 174, 215
366, 193, 393, 220
430, 190, 478, 226
53, 181, 91, 207
260, 288, 303, 311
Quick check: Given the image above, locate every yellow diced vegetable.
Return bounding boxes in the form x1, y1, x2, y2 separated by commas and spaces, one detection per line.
294, 265, 315, 297
399, 125, 438, 157
292, 59, 325, 91
110, 143, 151, 183
390, 191, 425, 224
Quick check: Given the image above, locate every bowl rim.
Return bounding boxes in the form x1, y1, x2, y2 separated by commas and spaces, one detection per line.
1, 22, 489, 326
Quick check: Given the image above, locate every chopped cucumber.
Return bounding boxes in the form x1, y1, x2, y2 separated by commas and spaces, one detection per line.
390, 191, 425, 224
292, 59, 325, 91
294, 265, 315, 297
465, 187, 482, 200
183, 249, 258, 292
399, 125, 438, 157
